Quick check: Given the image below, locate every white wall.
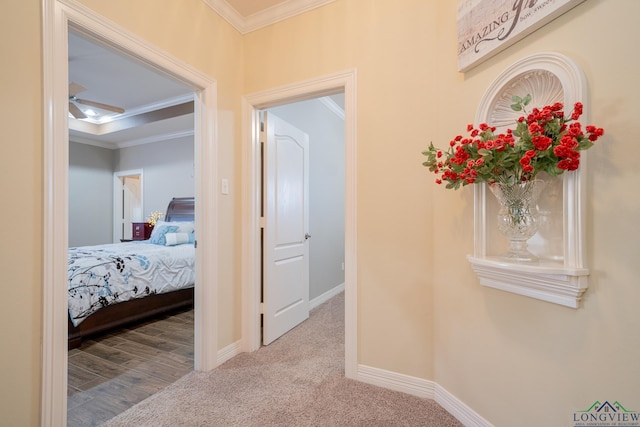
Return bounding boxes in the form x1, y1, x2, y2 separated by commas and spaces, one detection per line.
69, 136, 194, 246
115, 136, 195, 220
69, 141, 115, 246
268, 96, 346, 300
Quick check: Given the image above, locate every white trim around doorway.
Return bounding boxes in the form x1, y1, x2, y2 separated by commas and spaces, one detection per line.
42, 1, 219, 425
241, 69, 358, 379
113, 169, 144, 243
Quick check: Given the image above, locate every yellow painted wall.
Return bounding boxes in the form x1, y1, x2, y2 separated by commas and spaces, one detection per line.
2, 0, 639, 425
246, 0, 640, 424
0, 2, 43, 425
432, 1, 640, 425
244, 0, 439, 378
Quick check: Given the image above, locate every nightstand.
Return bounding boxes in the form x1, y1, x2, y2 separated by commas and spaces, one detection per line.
132, 222, 153, 240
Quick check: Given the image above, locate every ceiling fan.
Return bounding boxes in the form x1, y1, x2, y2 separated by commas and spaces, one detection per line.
69, 82, 125, 119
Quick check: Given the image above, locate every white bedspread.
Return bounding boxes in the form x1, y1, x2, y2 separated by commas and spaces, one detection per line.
68, 241, 195, 326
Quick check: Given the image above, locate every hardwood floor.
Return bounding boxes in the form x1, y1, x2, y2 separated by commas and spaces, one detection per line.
67, 308, 194, 426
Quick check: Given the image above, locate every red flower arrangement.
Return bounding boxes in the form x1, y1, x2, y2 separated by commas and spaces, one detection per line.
422, 95, 605, 189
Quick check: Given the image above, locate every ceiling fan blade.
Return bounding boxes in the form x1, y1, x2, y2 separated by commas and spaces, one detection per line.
69, 102, 87, 119
69, 82, 86, 97
75, 97, 125, 114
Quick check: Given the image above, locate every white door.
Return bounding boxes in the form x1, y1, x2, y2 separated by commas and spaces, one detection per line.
262, 112, 310, 345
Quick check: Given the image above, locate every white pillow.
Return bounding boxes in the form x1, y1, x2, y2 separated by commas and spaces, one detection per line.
164, 232, 195, 246
154, 220, 194, 234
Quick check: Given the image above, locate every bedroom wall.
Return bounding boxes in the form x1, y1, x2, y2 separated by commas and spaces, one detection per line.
68, 141, 115, 247
115, 136, 195, 221
268, 97, 346, 301
68, 137, 194, 245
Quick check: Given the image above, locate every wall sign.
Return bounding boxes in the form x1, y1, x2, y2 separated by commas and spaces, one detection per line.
457, 0, 586, 72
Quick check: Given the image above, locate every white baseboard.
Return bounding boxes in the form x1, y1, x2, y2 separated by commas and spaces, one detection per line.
310, 282, 345, 310
217, 340, 242, 365
435, 383, 493, 427
357, 364, 435, 398
356, 364, 492, 427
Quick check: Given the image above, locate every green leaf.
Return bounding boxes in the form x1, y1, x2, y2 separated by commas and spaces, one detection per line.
523, 94, 532, 106
511, 103, 522, 112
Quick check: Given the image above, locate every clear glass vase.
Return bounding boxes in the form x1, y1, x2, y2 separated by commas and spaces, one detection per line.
488, 179, 545, 263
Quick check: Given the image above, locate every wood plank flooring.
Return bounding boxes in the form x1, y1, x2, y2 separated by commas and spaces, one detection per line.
67, 308, 194, 426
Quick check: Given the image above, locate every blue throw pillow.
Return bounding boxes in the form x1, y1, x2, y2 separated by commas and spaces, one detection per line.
148, 225, 179, 245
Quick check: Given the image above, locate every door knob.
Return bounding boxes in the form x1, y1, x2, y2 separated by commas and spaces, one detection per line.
305, 233, 311, 240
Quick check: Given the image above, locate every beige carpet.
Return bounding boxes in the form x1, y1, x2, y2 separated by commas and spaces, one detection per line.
103, 293, 462, 426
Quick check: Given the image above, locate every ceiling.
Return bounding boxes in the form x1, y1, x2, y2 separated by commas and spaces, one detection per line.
68, 30, 195, 149
204, 0, 336, 33
224, 0, 289, 17
68, 1, 341, 149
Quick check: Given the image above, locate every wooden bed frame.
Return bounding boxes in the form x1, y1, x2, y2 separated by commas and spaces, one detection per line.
68, 197, 195, 349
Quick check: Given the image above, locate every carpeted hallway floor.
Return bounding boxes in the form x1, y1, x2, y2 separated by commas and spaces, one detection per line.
103, 292, 463, 426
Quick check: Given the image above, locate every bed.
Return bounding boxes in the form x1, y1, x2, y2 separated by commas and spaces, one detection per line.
68, 197, 196, 349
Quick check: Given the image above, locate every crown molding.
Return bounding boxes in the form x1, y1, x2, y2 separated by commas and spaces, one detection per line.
203, 0, 245, 33
204, 0, 336, 34
70, 128, 194, 149
318, 96, 345, 120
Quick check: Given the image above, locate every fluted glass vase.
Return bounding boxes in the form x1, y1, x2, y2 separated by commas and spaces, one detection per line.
488, 179, 545, 263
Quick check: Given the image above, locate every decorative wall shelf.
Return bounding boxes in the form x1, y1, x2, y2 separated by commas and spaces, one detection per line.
468, 52, 590, 308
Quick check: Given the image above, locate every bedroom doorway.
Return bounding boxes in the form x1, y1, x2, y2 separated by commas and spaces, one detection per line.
43, 2, 219, 425
66, 30, 198, 426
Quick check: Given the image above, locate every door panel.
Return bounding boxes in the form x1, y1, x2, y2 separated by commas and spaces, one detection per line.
263, 112, 310, 345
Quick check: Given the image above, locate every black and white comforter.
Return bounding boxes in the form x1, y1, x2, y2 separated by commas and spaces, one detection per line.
68, 241, 195, 326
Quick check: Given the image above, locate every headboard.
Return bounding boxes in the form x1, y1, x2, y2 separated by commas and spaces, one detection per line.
165, 197, 195, 222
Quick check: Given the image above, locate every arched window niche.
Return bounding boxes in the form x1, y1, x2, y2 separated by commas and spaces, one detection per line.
467, 52, 589, 308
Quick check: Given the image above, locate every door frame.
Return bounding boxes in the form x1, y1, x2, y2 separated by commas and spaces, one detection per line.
241, 70, 357, 378
42, 1, 219, 425
113, 169, 144, 242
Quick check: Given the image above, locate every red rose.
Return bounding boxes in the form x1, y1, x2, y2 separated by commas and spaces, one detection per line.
532, 135, 552, 151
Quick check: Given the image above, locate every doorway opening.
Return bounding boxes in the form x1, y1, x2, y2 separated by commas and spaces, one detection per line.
42, 2, 219, 425
66, 29, 198, 425
259, 95, 345, 345
114, 170, 143, 242
241, 69, 358, 379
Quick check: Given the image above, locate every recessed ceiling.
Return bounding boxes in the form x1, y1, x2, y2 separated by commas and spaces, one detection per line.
68, 29, 194, 149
